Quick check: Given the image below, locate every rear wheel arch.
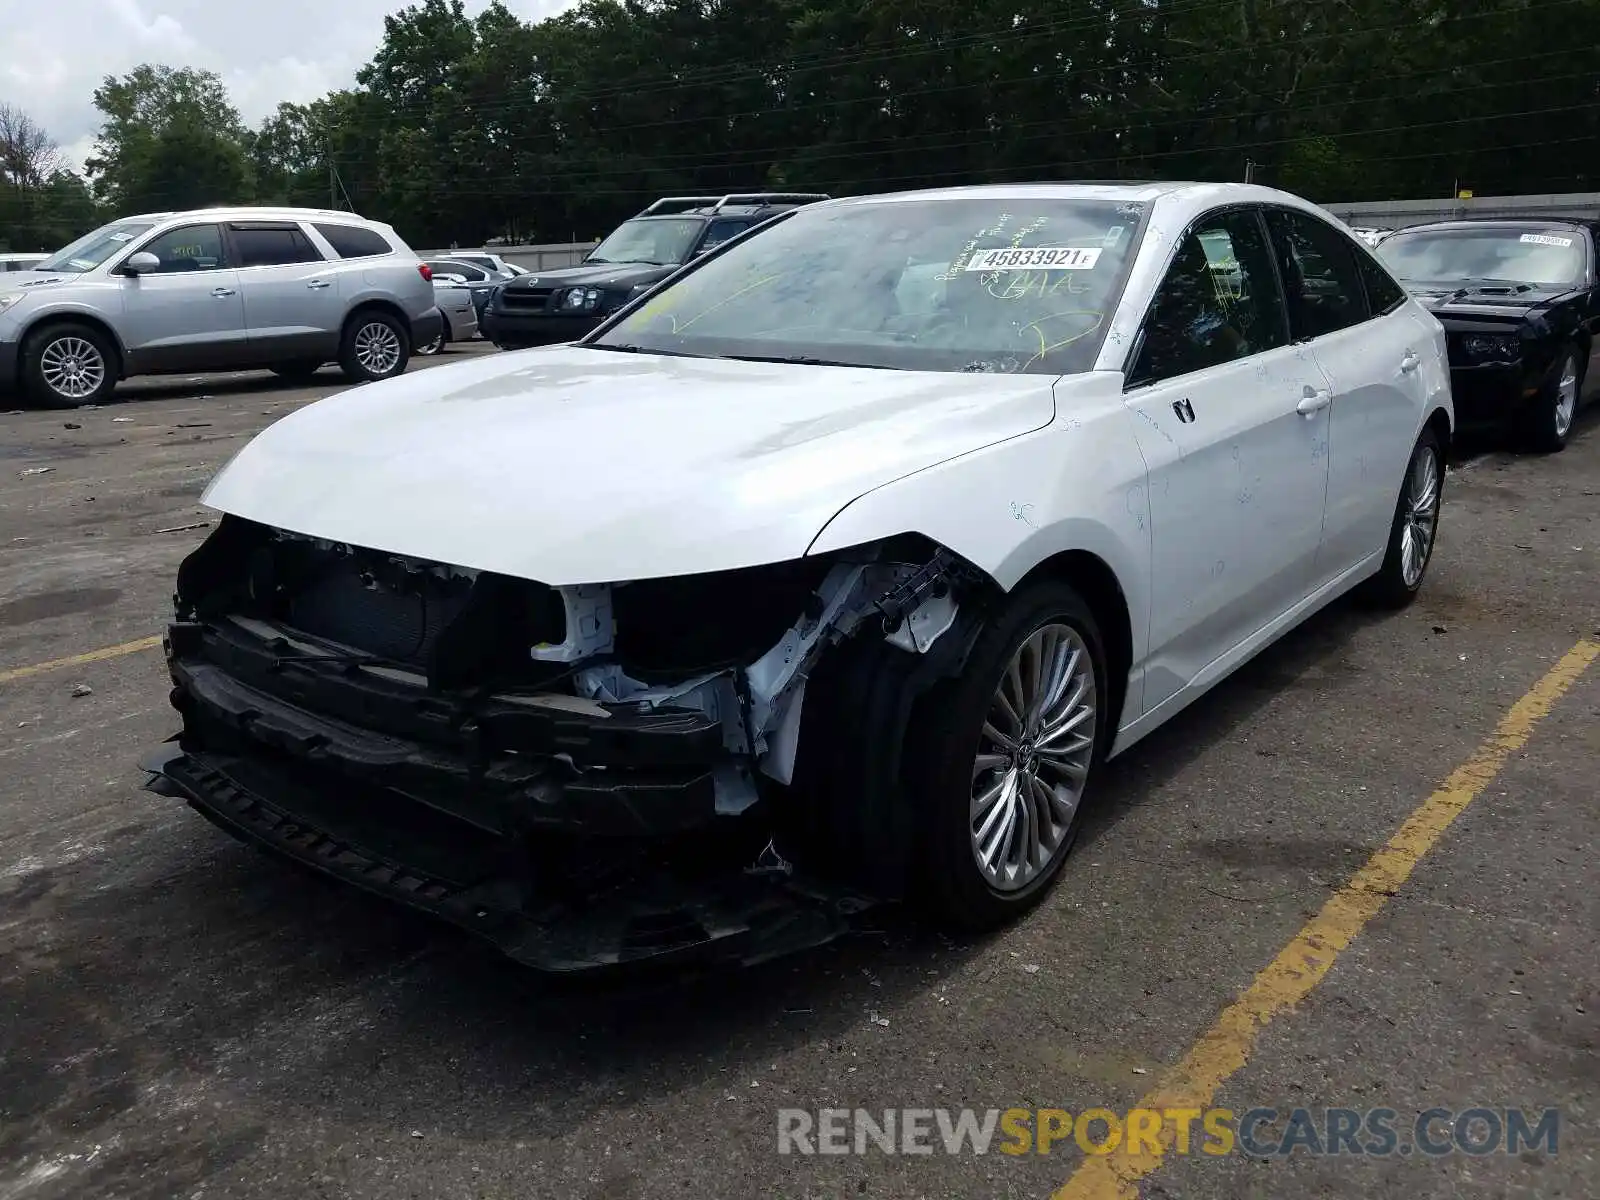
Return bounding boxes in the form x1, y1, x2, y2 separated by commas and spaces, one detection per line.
1425, 406, 1452, 460
342, 298, 411, 335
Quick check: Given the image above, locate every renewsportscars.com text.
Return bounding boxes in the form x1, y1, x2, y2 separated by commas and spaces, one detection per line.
776, 1106, 1560, 1158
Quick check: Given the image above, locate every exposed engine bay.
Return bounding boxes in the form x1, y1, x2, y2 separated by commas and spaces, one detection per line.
144, 515, 992, 972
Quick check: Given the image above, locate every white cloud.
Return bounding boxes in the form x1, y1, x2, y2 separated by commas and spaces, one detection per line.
2, 0, 576, 171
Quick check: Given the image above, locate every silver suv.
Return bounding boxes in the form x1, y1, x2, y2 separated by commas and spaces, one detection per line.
0, 207, 443, 408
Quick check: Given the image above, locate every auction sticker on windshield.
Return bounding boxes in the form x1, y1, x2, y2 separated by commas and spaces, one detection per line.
1519, 233, 1573, 247
965, 247, 1103, 271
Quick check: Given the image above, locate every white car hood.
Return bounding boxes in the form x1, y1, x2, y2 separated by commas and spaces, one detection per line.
202, 345, 1057, 584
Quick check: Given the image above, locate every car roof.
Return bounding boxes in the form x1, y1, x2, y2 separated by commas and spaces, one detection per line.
637, 203, 809, 220
812, 181, 1307, 210
120, 206, 380, 226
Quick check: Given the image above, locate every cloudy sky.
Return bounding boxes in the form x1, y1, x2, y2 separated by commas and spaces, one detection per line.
3, 0, 575, 170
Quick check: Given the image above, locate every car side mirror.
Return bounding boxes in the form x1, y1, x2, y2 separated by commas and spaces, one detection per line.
122, 252, 160, 276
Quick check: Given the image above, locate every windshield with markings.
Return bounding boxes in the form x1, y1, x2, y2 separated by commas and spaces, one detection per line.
591, 198, 1147, 373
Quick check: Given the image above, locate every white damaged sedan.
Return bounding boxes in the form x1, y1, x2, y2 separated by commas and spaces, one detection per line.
144, 182, 1453, 972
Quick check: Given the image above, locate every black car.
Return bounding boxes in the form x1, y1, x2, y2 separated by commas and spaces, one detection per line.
481, 193, 828, 349
1375, 218, 1600, 451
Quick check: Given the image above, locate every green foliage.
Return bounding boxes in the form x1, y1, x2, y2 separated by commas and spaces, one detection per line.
6, 0, 1600, 251
87, 65, 253, 211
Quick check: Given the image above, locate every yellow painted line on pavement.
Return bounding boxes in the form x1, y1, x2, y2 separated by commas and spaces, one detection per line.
0, 635, 164, 685
1055, 637, 1599, 1200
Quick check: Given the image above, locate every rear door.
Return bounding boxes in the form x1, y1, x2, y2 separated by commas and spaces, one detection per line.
228, 221, 343, 363
1263, 206, 1425, 579
1122, 205, 1332, 713
115, 222, 248, 372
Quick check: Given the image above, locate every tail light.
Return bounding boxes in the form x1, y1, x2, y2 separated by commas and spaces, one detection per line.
418, 263, 433, 282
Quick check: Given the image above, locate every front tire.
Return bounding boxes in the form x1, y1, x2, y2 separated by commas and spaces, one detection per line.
1356, 425, 1444, 609
22, 322, 118, 409
338, 311, 410, 383
1520, 345, 1581, 453
909, 581, 1106, 931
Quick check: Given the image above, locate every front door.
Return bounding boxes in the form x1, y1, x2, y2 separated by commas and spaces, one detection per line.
1122, 206, 1332, 713
116, 222, 248, 372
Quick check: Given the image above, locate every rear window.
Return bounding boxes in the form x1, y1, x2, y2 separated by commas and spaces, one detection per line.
314, 223, 394, 259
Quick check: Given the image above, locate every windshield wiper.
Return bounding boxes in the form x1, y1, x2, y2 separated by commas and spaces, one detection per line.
585, 343, 705, 358
722, 353, 890, 369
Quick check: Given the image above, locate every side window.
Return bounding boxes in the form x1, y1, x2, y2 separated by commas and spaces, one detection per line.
1355, 250, 1407, 316
1130, 209, 1287, 385
139, 224, 228, 273
700, 219, 749, 251
231, 225, 323, 268
1264, 209, 1369, 339
313, 223, 393, 259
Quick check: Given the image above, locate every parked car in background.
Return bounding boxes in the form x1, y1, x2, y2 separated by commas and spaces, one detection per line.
438, 251, 526, 279
417, 274, 480, 354
144, 182, 1451, 974
481, 192, 828, 349
0, 207, 443, 408
422, 258, 498, 323
0, 252, 49, 273
1376, 217, 1600, 450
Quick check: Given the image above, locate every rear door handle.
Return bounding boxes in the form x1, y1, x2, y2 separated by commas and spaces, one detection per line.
307, 279, 331, 290
1400, 350, 1420, 373
1296, 386, 1332, 416
211, 287, 236, 297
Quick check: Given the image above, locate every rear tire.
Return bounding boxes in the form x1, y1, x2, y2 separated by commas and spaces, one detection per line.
1356, 425, 1444, 609
907, 580, 1106, 931
338, 310, 410, 383
1519, 344, 1581, 453
21, 322, 118, 409
415, 325, 448, 356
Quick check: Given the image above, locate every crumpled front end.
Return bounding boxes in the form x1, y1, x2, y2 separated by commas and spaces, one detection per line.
144, 515, 989, 972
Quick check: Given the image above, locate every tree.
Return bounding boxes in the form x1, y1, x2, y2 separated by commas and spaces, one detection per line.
0, 103, 98, 252
0, 104, 65, 189
87, 65, 253, 210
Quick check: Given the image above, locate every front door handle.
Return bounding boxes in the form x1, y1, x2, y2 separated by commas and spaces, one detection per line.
211, 287, 236, 297
1400, 350, 1420, 373
1296, 386, 1332, 416
306, 279, 331, 290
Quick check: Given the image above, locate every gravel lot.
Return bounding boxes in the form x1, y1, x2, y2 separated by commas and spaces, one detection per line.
1, 345, 1596, 1200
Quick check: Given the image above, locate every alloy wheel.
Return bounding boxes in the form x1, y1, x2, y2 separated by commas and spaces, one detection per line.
354, 321, 403, 375
40, 336, 106, 400
1554, 354, 1578, 438
1400, 440, 1441, 588
970, 622, 1097, 892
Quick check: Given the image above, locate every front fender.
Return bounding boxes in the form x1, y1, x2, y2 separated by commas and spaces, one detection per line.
14, 301, 133, 374
806, 376, 1151, 659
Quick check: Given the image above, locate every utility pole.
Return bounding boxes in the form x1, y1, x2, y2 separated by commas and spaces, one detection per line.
1244, 159, 1256, 184
330, 161, 337, 209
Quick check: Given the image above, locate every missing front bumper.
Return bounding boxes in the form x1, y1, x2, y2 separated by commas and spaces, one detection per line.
142, 741, 866, 974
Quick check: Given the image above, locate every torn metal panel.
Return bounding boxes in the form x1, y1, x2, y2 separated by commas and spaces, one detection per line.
532, 583, 614, 662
